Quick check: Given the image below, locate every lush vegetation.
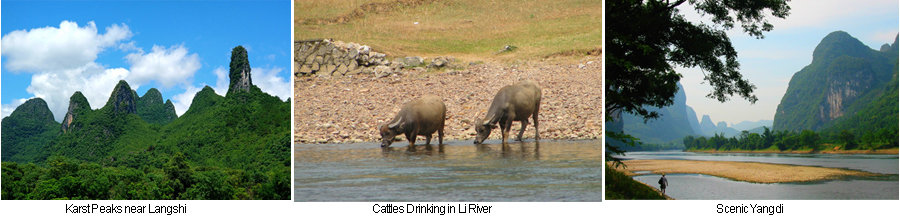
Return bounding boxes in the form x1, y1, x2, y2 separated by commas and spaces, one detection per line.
605, 167, 666, 200
1, 98, 59, 163
774, 32, 897, 132
135, 88, 177, 125
1, 46, 290, 200
683, 127, 898, 152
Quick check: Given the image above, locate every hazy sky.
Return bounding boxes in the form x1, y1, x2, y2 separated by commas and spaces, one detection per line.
1, 1, 291, 121
676, 0, 899, 126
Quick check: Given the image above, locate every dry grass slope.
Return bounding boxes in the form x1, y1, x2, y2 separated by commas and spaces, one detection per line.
294, 0, 601, 61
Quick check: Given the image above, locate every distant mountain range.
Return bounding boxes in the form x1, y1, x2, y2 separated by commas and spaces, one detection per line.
731, 120, 773, 131
774, 31, 898, 138
620, 83, 696, 144
616, 83, 769, 145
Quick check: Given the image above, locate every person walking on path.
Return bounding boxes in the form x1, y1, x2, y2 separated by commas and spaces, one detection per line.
658, 174, 668, 195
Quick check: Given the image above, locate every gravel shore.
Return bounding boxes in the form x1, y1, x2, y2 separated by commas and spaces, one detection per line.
293, 57, 602, 144
615, 159, 877, 183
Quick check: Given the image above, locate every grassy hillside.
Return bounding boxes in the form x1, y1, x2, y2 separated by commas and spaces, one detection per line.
294, 0, 601, 61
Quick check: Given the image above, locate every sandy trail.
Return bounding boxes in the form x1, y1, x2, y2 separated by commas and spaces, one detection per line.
614, 159, 878, 183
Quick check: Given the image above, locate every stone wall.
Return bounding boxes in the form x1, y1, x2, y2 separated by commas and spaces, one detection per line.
294, 39, 393, 78
295, 39, 459, 78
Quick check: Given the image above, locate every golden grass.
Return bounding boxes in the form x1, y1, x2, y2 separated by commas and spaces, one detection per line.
614, 159, 878, 183
294, 0, 601, 62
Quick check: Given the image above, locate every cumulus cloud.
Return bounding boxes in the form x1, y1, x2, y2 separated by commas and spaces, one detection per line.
170, 85, 203, 116
125, 45, 201, 88
251, 67, 290, 101
0, 21, 138, 121
212, 67, 229, 96
1, 21, 204, 121
1, 21, 131, 72
23, 63, 130, 121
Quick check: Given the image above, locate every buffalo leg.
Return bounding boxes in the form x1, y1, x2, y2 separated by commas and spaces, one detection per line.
517, 119, 529, 141
533, 107, 540, 141
406, 131, 417, 152
425, 135, 432, 145
438, 127, 444, 145
501, 119, 513, 144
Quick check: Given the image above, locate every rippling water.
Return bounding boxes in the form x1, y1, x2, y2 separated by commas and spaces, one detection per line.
620, 151, 899, 199
294, 140, 601, 201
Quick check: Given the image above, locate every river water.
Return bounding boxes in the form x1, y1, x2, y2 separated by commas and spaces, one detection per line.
294, 140, 601, 201
620, 151, 899, 199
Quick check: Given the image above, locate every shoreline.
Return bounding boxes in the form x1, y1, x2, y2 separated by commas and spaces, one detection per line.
686, 148, 898, 155
632, 179, 675, 200
294, 57, 601, 144
613, 159, 880, 183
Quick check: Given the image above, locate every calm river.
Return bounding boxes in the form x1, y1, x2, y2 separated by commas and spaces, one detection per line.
295, 140, 601, 201
621, 151, 899, 199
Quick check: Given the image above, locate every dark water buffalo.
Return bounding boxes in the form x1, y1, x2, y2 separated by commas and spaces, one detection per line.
474, 80, 542, 144
379, 95, 447, 151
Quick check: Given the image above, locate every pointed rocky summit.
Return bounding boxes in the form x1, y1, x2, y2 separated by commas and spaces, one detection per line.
62, 91, 91, 133
104, 80, 138, 115
228, 45, 253, 94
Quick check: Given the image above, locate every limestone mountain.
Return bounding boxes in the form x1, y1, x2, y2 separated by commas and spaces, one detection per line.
699, 115, 716, 135
774, 31, 898, 134
183, 86, 224, 116
104, 80, 139, 115
685, 106, 702, 135
621, 83, 697, 144
136, 88, 178, 125
1, 98, 59, 163
731, 120, 773, 131
61, 91, 91, 133
228, 45, 252, 94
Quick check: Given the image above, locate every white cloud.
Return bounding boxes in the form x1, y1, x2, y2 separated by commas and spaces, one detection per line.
212, 66, 229, 96
170, 85, 203, 116
0, 21, 207, 121
125, 45, 201, 88
251, 67, 290, 101
23, 63, 130, 121
1, 21, 131, 72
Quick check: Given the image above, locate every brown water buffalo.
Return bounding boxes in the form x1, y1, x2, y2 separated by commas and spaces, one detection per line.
379, 95, 447, 151
474, 80, 542, 144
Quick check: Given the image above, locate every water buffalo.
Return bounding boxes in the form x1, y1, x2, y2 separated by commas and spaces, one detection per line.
474, 80, 542, 144
379, 95, 446, 151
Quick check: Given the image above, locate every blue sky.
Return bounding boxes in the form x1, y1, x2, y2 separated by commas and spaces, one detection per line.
1, 0, 291, 121
676, 0, 899, 126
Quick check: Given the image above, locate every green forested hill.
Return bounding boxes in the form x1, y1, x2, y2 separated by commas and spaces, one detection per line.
1, 98, 59, 163
136, 88, 177, 125
1, 46, 290, 200
774, 31, 898, 134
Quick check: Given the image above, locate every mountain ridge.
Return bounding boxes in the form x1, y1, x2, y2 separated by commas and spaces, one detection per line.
774, 31, 897, 134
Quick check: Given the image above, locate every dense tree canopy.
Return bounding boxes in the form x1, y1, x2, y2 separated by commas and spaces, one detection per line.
605, 0, 790, 163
